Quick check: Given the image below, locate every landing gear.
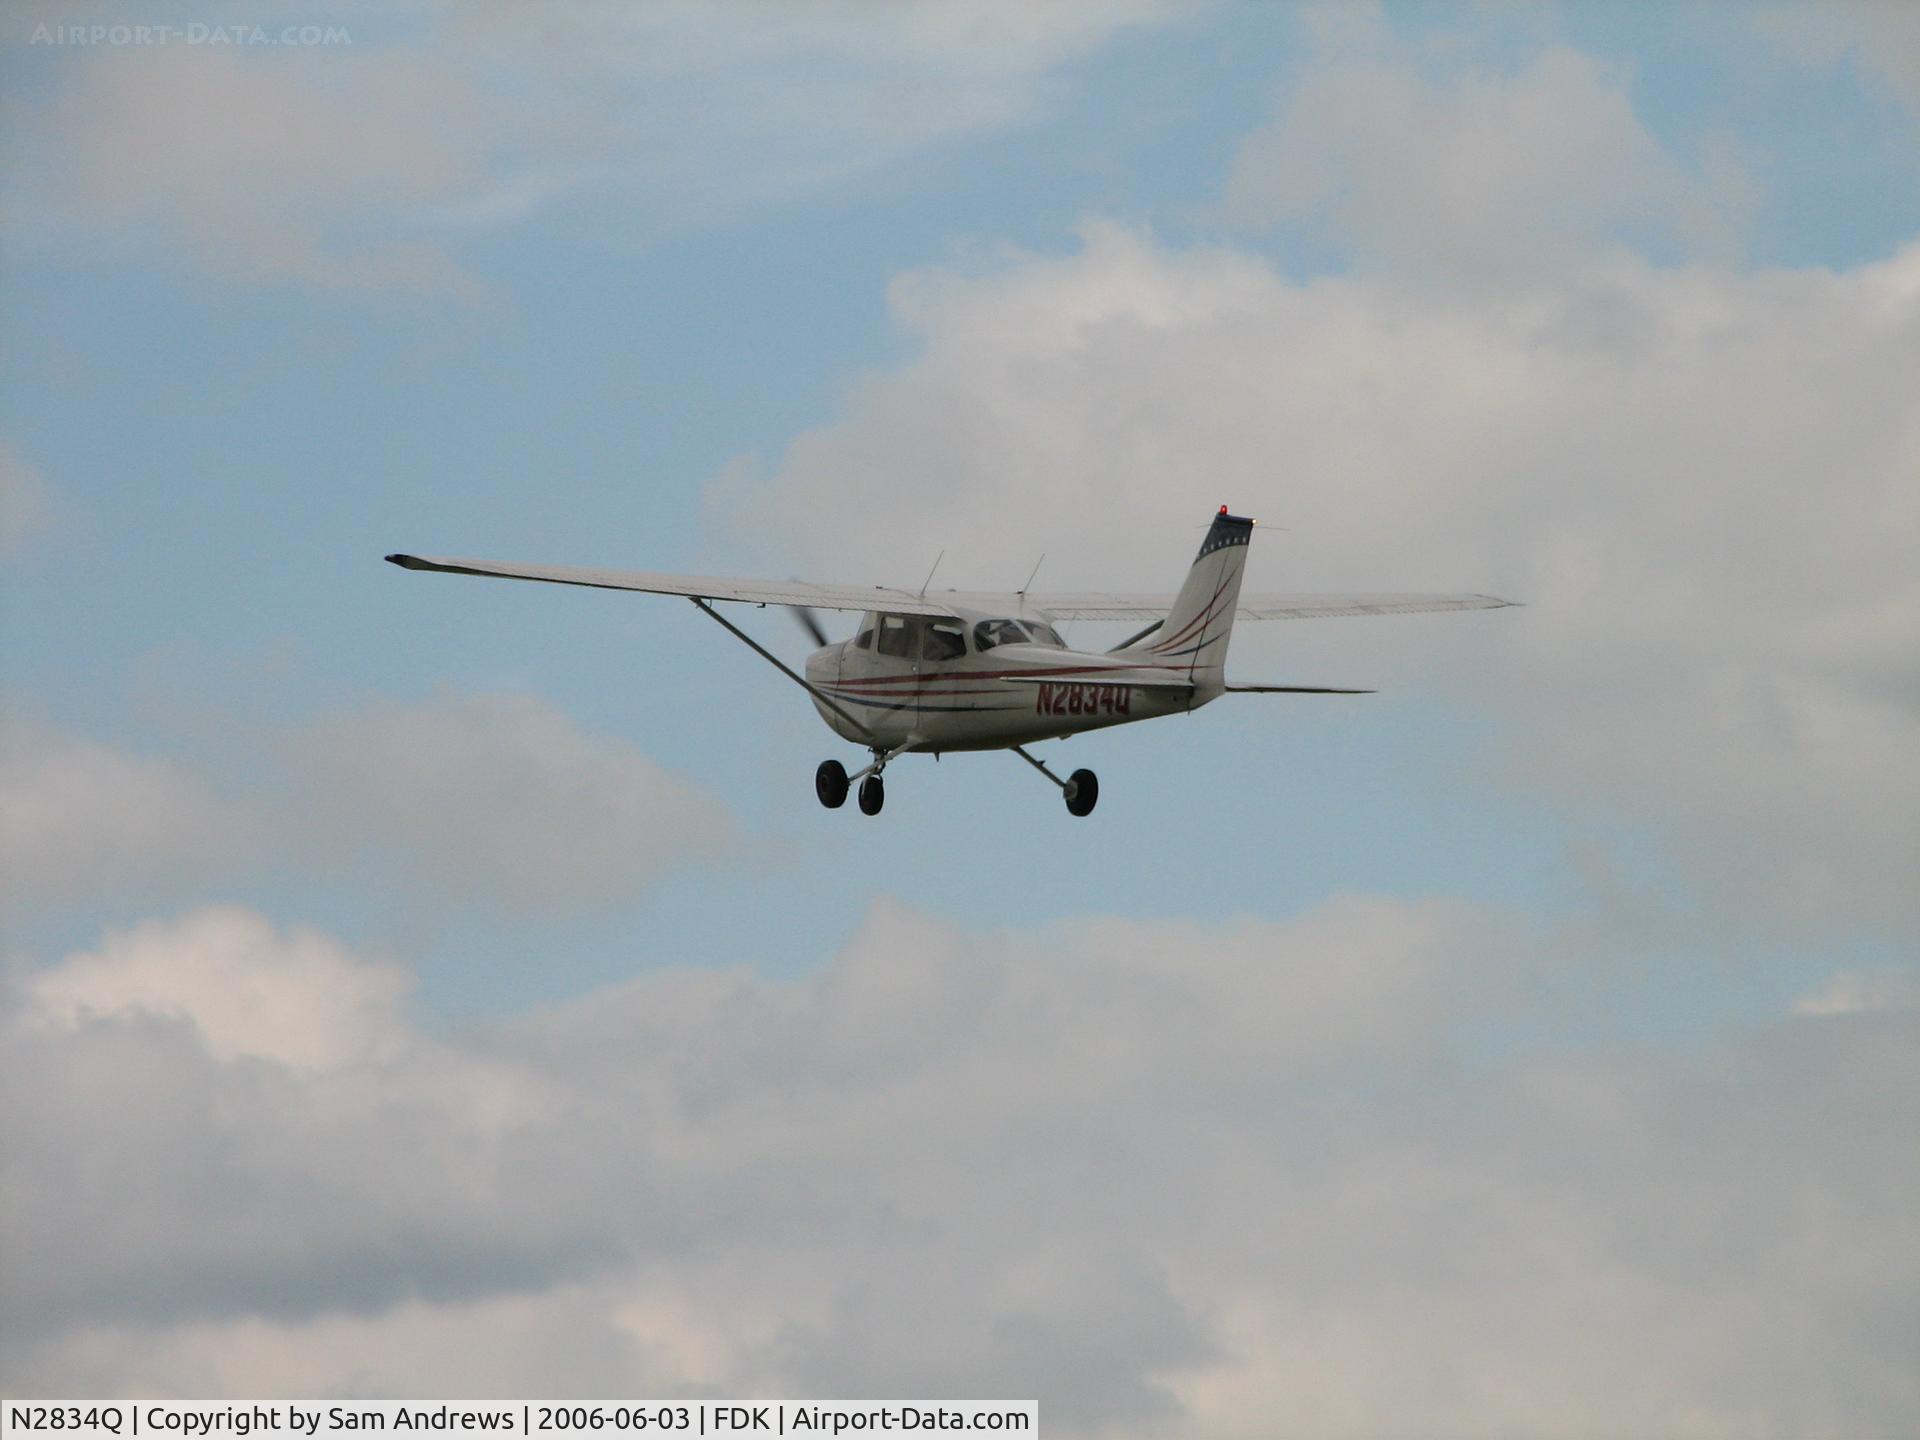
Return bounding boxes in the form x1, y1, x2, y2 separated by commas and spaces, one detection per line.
823, 746, 902, 817
1010, 744, 1100, 817
815, 759, 849, 809
1064, 768, 1099, 817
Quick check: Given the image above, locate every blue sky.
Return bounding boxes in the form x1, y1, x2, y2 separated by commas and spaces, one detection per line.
3, 2, 1917, 1430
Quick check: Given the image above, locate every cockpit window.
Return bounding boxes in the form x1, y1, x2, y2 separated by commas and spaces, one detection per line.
922, 620, 966, 662
853, 620, 876, 650
972, 618, 1031, 651
1025, 620, 1065, 647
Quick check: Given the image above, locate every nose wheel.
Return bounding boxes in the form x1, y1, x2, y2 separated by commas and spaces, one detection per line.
821, 747, 900, 815
815, 759, 849, 809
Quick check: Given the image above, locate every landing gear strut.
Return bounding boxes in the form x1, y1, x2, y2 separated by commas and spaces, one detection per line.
1010, 745, 1099, 817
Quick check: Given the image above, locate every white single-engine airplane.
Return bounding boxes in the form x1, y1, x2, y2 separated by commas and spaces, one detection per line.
387, 507, 1514, 817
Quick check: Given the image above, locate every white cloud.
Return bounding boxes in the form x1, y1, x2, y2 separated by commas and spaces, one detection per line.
4, 693, 729, 917
1759, 1, 1920, 119
709, 220, 1920, 936
0, 715, 249, 910
289, 690, 731, 911
3, 899, 1914, 1436
24, 906, 409, 1069
8, 43, 488, 295
3, 1, 1181, 290
1795, 967, 1920, 1016
1228, 44, 1746, 279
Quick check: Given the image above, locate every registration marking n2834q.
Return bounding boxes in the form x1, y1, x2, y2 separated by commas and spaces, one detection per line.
1035, 682, 1131, 717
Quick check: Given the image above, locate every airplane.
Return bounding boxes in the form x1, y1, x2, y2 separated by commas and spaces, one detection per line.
386, 507, 1514, 817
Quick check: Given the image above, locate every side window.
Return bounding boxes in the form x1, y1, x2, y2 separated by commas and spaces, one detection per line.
923, 620, 965, 662
973, 620, 998, 652
877, 614, 913, 658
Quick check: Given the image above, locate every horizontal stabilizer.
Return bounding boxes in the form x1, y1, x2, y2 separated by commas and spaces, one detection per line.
1224, 683, 1375, 694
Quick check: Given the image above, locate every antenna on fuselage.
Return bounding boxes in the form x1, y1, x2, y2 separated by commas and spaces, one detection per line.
1017, 553, 1045, 612
918, 550, 946, 599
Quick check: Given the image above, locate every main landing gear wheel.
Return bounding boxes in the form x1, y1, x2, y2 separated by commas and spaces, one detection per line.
815, 759, 849, 809
858, 774, 886, 816
1064, 768, 1099, 817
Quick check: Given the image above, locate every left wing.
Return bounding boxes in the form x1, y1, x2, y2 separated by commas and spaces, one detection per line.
385, 554, 960, 616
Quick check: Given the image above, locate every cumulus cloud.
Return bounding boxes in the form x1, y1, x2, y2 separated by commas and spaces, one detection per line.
23, 906, 410, 1069
0, 715, 250, 911
289, 690, 730, 911
1759, 0, 1920, 120
3, 1, 1180, 290
1, 907, 587, 1339
7, 43, 488, 295
1228, 43, 1746, 278
709, 218, 1920, 936
3, 693, 728, 918
1794, 967, 1920, 1016
3, 900, 1914, 1436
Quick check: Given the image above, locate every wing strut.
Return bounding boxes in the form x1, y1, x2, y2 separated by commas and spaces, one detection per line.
689, 598, 879, 745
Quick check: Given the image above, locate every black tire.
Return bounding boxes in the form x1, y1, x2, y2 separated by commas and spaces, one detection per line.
858, 774, 886, 816
815, 759, 850, 809
1065, 768, 1099, 817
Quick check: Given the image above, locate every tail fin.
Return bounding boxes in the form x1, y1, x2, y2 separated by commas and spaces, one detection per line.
1125, 507, 1254, 691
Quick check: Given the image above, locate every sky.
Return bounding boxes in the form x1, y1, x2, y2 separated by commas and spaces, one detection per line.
2, 0, 1917, 1432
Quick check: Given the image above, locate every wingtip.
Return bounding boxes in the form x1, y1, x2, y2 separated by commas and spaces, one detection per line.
386, 553, 424, 569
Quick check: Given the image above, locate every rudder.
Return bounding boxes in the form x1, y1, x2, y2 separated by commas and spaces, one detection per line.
1125, 507, 1254, 692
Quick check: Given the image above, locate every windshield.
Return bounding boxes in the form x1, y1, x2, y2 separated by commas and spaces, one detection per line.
974, 617, 1064, 649
973, 618, 1029, 651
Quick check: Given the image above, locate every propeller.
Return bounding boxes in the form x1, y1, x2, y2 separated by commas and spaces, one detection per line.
789, 605, 829, 648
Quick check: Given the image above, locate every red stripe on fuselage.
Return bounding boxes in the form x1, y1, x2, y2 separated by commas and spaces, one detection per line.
827, 662, 1183, 689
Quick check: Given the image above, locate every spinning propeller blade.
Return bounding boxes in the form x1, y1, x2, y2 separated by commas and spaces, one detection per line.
790, 605, 829, 648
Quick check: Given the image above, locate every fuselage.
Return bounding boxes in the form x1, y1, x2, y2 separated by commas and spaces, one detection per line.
803, 608, 1215, 753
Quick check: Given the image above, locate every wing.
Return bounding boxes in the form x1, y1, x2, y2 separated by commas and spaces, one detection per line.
1017, 590, 1519, 622
384, 554, 958, 616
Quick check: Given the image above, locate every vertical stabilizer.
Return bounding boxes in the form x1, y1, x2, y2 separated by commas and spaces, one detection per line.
1124, 507, 1254, 694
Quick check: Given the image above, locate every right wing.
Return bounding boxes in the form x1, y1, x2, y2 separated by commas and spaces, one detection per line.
1237, 592, 1518, 619
1014, 590, 1519, 622
384, 554, 959, 616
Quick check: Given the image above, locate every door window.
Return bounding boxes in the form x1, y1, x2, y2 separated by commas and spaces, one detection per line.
922, 620, 966, 662
877, 614, 914, 658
